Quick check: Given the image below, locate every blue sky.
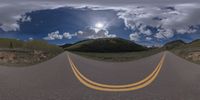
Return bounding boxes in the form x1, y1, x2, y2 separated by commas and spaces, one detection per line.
0, 1, 200, 46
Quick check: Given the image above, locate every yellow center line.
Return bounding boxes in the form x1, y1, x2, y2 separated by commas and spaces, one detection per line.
67, 53, 165, 92
69, 55, 163, 88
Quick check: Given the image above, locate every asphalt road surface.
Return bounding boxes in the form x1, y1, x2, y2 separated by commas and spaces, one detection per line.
0, 51, 199, 100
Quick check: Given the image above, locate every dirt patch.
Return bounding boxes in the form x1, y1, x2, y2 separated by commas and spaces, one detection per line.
0, 50, 54, 66
185, 52, 200, 61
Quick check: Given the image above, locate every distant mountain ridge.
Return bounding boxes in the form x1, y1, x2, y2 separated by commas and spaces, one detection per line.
61, 38, 200, 52
188, 39, 200, 47
164, 39, 200, 64
163, 40, 186, 50
163, 39, 200, 50
63, 38, 147, 52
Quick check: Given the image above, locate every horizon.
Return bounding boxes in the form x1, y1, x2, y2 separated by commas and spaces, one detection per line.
0, 37, 194, 48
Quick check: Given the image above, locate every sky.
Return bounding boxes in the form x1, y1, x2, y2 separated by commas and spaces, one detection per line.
0, 0, 200, 46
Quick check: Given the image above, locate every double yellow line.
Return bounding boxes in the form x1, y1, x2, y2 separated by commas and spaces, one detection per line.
68, 53, 165, 92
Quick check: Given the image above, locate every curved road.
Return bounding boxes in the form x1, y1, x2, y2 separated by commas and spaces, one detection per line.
0, 51, 199, 100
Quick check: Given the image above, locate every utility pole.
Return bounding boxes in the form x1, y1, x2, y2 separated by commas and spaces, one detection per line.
10, 41, 14, 49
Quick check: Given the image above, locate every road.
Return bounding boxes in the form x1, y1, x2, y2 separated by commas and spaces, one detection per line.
0, 51, 199, 100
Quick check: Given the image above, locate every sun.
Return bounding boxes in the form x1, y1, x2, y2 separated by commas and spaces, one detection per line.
95, 22, 104, 29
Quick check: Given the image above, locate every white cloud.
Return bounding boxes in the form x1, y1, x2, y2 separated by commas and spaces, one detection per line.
76, 31, 84, 35
78, 27, 116, 39
118, 4, 200, 40
43, 31, 63, 40
43, 28, 116, 40
63, 32, 77, 39
155, 29, 174, 39
129, 32, 140, 41
28, 37, 33, 40
146, 37, 152, 41
0, 15, 32, 31
44, 31, 79, 40
139, 25, 153, 36
21, 15, 31, 22
0, 23, 20, 32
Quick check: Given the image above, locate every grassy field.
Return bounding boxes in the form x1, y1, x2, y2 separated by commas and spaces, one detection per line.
153, 39, 200, 65
24, 40, 64, 57
0, 38, 64, 66
72, 49, 162, 62
170, 47, 200, 64
73, 48, 200, 64
167, 40, 200, 64
0, 39, 64, 55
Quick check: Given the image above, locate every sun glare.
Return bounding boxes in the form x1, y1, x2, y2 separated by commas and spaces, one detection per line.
95, 22, 104, 29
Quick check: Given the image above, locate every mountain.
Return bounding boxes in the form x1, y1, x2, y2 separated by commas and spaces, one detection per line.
64, 38, 147, 52
163, 40, 186, 50
188, 39, 200, 47
165, 39, 200, 64
59, 44, 73, 48
163, 39, 200, 50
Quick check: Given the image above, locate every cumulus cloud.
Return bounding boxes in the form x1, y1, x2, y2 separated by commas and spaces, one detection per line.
146, 37, 152, 41
28, 37, 33, 40
63, 32, 78, 39
129, 32, 140, 41
44, 31, 81, 40
76, 31, 84, 35
78, 27, 116, 39
21, 15, 31, 22
44, 27, 116, 40
155, 28, 174, 39
43, 31, 63, 40
0, 15, 32, 32
117, 4, 200, 40
0, 23, 20, 32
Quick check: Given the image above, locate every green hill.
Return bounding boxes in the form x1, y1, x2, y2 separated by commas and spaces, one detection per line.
60, 44, 73, 48
64, 38, 147, 52
163, 40, 186, 50
166, 39, 200, 64
188, 39, 200, 47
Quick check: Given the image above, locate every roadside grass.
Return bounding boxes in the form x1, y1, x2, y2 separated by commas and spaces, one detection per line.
0, 38, 64, 55
163, 40, 200, 65
170, 48, 200, 64
0, 38, 24, 48
24, 40, 64, 57
72, 49, 162, 62
0, 38, 64, 66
